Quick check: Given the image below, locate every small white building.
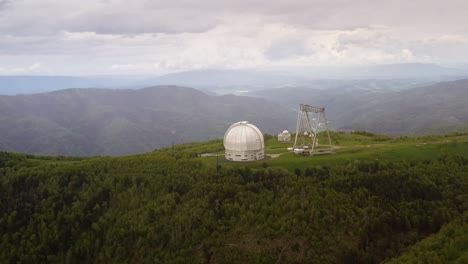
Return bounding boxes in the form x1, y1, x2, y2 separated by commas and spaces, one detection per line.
277, 130, 291, 142
224, 121, 264, 161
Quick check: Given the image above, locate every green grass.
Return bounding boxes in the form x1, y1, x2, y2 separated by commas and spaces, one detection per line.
196, 132, 468, 172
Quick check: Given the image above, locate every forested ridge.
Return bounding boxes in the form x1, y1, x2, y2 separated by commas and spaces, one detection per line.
0, 86, 294, 156
1, 134, 467, 263
252, 78, 468, 135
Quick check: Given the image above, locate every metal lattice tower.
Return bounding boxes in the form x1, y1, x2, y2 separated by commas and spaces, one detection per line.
293, 104, 334, 155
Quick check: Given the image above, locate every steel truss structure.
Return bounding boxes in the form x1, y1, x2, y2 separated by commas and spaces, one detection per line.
293, 104, 334, 155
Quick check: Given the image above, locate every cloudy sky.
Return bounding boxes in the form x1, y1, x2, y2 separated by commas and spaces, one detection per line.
1, 0, 467, 75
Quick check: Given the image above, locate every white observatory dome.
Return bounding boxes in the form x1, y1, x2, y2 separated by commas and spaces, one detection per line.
278, 129, 291, 142
224, 121, 264, 161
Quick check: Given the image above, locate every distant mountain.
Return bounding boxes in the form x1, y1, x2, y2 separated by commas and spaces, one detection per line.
1, 63, 466, 95
357, 63, 466, 79
252, 78, 468, 135
140, 69, 311, 91
141, 64, 467, 93
0, 86, 296, 156
0, 75, 141, 95
1, 79, 467, 156
343, 78, 468, 134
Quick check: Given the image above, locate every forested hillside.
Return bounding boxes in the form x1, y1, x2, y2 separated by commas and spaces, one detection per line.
385, 213, 468, 263
344, 79, 468, 134
252, 78, 468, 135
1, 133, 467, 263
0, 86, 295, 156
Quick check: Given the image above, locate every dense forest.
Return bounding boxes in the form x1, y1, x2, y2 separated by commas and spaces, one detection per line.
0, 134, 467, 263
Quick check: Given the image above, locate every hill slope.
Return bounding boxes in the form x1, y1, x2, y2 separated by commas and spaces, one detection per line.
0, 86, 296, 156
344, 79, 468, 134
252, 78, 468, 134
385, 213, 468, 264
1, 133, 467, 263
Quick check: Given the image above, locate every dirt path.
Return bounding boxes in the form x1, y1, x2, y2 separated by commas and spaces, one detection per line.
201, 145, 344, 159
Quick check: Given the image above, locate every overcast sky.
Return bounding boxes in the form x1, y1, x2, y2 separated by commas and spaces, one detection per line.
1, 0, 467, 75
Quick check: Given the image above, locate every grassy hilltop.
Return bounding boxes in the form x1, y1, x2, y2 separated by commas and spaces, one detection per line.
188, 131, 468, 170
1, 132, 467, 263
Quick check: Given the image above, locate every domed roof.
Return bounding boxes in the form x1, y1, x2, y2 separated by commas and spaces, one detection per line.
282, 130, 289, 134
224, 121, 264, 152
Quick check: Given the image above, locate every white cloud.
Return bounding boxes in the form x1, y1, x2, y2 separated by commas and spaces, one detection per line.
0, 62, 43, 74
0, 0, 467, 75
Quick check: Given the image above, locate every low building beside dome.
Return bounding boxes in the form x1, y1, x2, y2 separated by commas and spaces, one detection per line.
277, 130, 291, 142
224, 121, 264, 161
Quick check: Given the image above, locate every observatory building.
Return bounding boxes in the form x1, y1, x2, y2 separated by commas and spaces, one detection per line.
277, 130, 291, 142
224, 121, 264, 161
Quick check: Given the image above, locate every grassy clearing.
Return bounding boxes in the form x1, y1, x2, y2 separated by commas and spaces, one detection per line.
18, 132, 466, 172
197, 132, 468, 172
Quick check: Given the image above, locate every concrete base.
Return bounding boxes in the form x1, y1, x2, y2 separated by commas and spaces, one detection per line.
225, 149, 264, 161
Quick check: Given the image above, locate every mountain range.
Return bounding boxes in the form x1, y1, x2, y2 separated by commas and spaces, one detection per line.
252, 78, 468, 135
0, 78, 467, 156
1, 63, 467, 95
0, 86, 295, 156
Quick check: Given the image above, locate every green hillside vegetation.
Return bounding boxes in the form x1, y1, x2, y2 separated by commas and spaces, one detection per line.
384, 212, 468, 264
199, 131, 468, 171
252, 78, 468, 135
1, 132, 467, 263
425, 123, 468, 135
